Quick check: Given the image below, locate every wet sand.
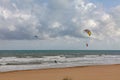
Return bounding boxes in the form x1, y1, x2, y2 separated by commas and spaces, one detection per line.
0, 64, 120, 80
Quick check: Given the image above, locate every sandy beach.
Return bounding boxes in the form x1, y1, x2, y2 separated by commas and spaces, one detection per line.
0, 64, 120, 80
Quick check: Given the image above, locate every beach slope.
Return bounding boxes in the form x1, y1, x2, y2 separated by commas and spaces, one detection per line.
0, 65, 120, 80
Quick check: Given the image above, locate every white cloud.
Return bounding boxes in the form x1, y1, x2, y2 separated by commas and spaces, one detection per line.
83, 19, 98, 28
51, 22, 61, 29
101, 13, 111, 21
8, 25, 16, 31
0, 0, 120, 42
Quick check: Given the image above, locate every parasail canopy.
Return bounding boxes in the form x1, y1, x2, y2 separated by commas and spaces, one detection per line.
84, 29, 91, 36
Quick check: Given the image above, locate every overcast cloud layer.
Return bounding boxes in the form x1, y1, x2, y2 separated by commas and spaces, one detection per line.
0, 0, 120, 41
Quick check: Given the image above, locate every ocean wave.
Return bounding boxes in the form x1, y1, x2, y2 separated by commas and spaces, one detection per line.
0, 55, 120, 72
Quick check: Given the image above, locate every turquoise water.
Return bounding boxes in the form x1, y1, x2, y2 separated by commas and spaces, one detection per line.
0, 50, 120, 57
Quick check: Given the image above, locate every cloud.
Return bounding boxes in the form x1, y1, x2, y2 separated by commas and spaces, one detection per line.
0, 0, 120, 41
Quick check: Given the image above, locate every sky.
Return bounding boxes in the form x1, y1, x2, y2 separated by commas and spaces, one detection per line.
0, 0, 120, 50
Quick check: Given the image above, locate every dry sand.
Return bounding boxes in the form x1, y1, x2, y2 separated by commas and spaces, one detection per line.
0, 64, 120, 80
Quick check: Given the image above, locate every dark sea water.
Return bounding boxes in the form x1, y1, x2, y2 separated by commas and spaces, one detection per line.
0, 50, 120, 72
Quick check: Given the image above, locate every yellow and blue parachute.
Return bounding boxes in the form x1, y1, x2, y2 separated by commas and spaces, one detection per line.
84, 29, 91, 36
84, 29, 92, 47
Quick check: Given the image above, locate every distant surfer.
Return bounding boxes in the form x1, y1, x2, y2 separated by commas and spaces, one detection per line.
86, 43, 88, 47
54, 60, 57, 63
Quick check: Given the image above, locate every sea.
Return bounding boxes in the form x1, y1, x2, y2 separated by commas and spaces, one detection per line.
0, 50, 120, 72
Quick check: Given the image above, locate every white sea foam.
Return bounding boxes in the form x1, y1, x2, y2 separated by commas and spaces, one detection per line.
0, 55, 120, 72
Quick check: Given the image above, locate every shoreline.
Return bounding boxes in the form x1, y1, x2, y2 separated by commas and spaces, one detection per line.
0, 64, 119, 73
0, 64, 120, 73
0, 64, 120, 80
